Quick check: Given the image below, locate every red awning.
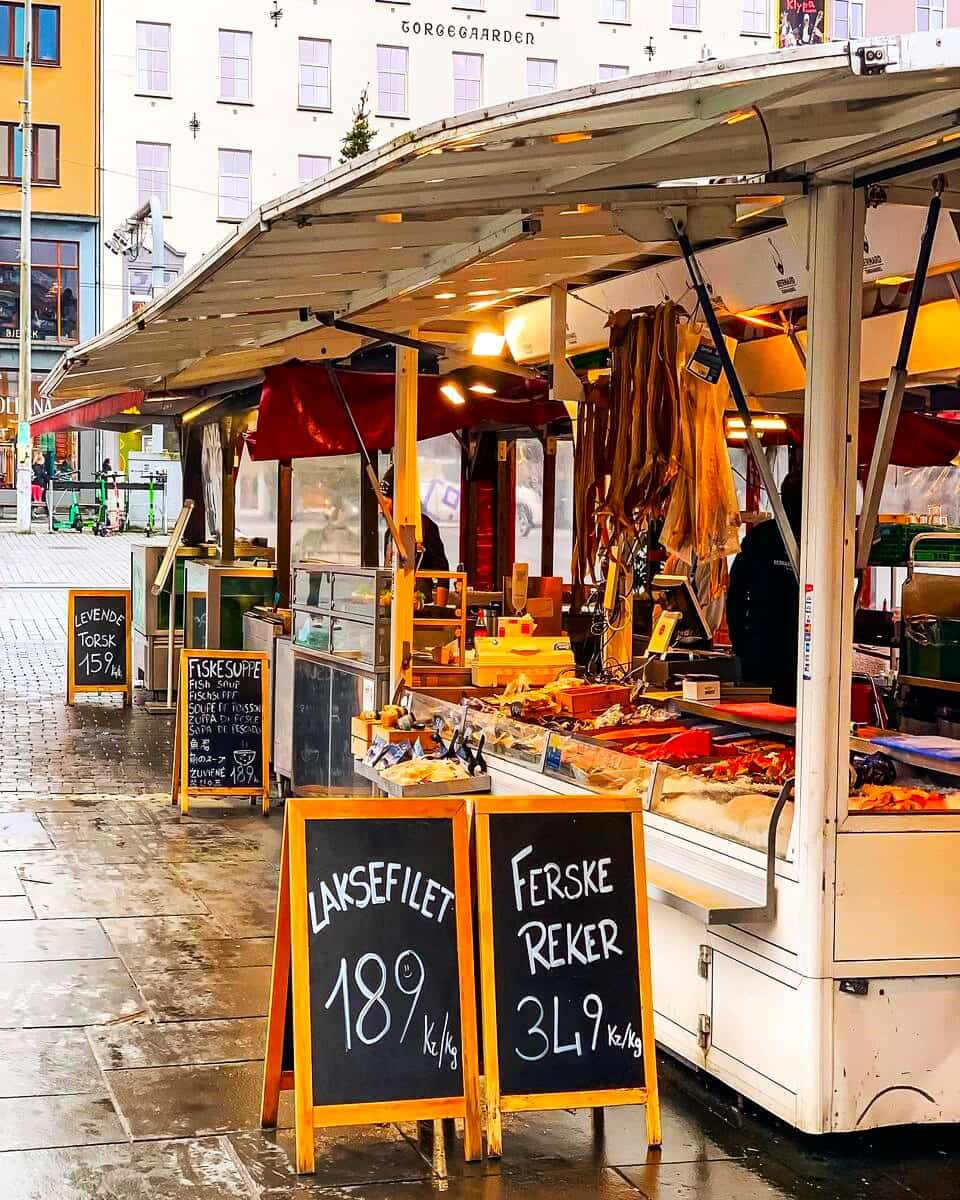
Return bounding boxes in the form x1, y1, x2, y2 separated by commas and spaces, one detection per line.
784, 410, 960, 467
251, 365, 560, 461
30, 392, 144, 436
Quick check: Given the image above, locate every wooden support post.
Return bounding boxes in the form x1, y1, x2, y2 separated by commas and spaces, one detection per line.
495, 438, 515, 588
220, 415, 238, 563
603, 540, 634, 673
794, 184, 863, 1133
390, 342, 419, 691
276, 460, 292, 604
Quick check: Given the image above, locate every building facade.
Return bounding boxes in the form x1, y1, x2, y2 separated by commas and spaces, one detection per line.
0, 0, 99, 477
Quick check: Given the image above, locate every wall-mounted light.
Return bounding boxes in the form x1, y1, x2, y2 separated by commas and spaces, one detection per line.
269, 1, 283, 25
644, 37, 656, 60
188, 113, 200, 139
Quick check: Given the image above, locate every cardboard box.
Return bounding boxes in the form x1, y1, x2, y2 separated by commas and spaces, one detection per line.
682, 675, 721, 701
497, 615, 537, 637
371, 725, 439, 753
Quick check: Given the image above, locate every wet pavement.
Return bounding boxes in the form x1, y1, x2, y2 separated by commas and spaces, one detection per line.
0, 531, 957, 1197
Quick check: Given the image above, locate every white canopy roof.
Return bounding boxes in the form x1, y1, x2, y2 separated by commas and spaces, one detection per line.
44, 33, 960, 404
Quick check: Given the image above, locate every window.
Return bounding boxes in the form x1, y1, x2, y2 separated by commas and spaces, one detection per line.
599, 63, 629, 80
671, 0, 699, 27
917, 0, 944, 29
0, 4, 59, 65
136, 142, 170, 213
377, 45, 408, 116
453, 52, 482, 115
742, 0, 770, 33
298, 154, 331, 183
601, 0, 629, 20
0, 237, 79, 344
529, 0, 558, 12
218, 148, 251, 221
219, 30, 251, 102
298, 37, 331, 110
454, 0, 484, 8
526, 57, 557, 96
0, 122, 58, 183
832, 0, 864, 37
136, 21, 170, 94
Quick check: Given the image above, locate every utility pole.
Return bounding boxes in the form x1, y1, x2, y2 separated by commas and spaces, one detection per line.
15, 0, 32, 533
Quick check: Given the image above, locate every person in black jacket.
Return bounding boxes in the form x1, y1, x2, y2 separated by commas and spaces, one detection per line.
727, 470, 802, 705
379, 466, 449, 574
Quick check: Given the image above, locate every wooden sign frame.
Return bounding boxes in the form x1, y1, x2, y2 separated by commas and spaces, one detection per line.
261, 798, 482, 1175
66, 589, 132, 706
474, 795, 661, 1157
171, 648, 270, 816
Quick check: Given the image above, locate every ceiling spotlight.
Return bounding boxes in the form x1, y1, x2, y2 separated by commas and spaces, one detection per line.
440, 382, 466, 405
471, 330, 506, 357
469, 383, 496, 395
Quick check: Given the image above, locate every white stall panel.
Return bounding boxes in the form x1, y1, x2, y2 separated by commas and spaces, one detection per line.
710, 951, 801, 1093
833, 976, 960, 1130
835, 832, 960, 962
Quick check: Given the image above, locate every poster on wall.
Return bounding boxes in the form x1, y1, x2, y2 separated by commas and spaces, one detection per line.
778, 0, 825, 45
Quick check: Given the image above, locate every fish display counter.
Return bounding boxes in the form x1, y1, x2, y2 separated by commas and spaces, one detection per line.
398, 679, 960, 1135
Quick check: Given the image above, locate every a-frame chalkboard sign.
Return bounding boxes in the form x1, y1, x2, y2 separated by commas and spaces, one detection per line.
474, 795, 661, 1156
66, 589, 132, 705
261, 799, 482, 1174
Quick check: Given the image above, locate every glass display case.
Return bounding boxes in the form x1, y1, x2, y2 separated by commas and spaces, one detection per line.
291, 563, 393, 793
183, 559, 277, 650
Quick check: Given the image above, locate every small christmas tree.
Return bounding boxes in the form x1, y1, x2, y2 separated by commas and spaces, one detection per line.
340, 86, 374, 162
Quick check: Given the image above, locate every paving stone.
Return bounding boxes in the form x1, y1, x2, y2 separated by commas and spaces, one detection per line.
0, 812, 53, 851
0, 1137, 254, 1199
108, 1060, 293, 1139
100, 914, 237, 948
230, 1125, 432, 1191
0, 1093, 126, 1152
20, 863, 209, 919
0, 958, 145, 1027
0, 917, 114, 962
114, 934, 275, 974
619, 1159, 915, 1198
90, 1017, 266, 1070
0, 1027, 104, 1097
0, 857, 24, 894
138, 964, 272, 1020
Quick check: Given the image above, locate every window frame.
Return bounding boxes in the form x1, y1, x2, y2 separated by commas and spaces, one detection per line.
0, 3, 60, 66
453, 51, 483, 116
526, 56, 558, 96
0, 120, 59, 184
600, 0, 630, 23
528, 0, 558, 13
0, 236, 80, 345
741, 0, 771, 35
376, 44, 409, 118
135, 20, 171, 97
297, 36, 332, 112
218, 28, 253, 104
670, 0, 700, 30
298, 154, 332, 184
916, 0, 944, 30
135, 141, 171, 216
599, 63, 629, 80
832, 0, 865, 38
217, 147, 252, 223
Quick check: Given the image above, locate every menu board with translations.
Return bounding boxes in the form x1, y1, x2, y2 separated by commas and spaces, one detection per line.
175, 649, 269, 814
475, 797, 660, 1155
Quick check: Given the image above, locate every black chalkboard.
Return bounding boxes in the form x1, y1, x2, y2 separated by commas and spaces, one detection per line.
69, 591, 129, 693
304, 816, 465, 1106
182, 652, 266, 793
485, 810, 645, 1097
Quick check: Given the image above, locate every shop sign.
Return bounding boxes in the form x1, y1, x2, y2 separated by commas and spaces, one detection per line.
261, 798, 482, 1174
401, 19, 535, 44
474, 796, 661, 1156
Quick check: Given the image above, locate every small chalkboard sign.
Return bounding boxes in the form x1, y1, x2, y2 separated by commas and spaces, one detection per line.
261, 799, 481, 1175
66, 590, 131, 705
172, 649, 269, 816
475, 796, 661, 1156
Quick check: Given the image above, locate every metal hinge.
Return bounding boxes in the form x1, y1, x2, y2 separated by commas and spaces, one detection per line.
698, 1013, 712, 1051
697, 945, 712, 979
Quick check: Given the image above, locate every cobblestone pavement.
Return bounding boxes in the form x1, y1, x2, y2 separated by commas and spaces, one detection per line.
0, 532, 956, 1198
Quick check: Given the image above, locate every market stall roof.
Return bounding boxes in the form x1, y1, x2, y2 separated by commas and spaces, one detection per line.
42, 32, 960, 406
